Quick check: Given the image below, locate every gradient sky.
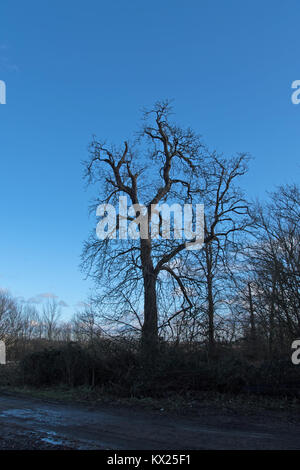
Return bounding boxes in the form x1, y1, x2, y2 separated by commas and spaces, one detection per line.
0, 0, 299, 319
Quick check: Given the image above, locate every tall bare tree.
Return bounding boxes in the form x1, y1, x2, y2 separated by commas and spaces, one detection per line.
0, 291, 22, 345
82, 101, 251, 359
42, 299, 61, 341
232, 184, 300, 356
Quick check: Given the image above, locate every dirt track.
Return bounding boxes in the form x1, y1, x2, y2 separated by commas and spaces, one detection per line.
0, 393, 299, 450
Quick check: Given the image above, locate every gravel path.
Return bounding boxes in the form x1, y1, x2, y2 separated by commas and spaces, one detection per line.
0, 393, 300, 450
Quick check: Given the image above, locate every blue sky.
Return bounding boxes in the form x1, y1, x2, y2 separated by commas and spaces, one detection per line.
0, 0, 299, 319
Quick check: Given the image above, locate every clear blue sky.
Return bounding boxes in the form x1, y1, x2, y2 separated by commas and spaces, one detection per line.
0, 0, 299, 319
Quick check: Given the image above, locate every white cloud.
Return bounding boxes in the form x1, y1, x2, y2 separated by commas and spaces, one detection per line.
38, 293, 59, 299
75, 301, 91, 309
26, 292, 59, 305
27, 297, 43, 305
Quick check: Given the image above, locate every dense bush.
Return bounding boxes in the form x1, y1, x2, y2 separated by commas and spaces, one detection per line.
18, 340, 139, 389
20, 343, 92, 387
16, 340, 300, 399
245, 359, 300, 396
0, 363, 19, 386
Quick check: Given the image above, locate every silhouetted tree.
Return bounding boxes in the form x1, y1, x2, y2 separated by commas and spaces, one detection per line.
82, 100, 251, 360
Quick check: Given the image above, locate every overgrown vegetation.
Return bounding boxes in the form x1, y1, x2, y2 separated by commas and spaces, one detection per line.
0, 339, 298, 401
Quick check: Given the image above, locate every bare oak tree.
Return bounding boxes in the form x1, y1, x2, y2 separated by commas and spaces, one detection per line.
82, 101, 250, 359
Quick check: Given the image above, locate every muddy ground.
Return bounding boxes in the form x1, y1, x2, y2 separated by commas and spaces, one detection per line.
0, 392, 299, 450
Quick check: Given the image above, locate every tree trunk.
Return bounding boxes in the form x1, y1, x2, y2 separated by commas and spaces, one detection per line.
140, 239, 159, 361
269, 269, 277, 357
207, 273, 215, 355
248, 282, 256, 355
205, 243, 215, 356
